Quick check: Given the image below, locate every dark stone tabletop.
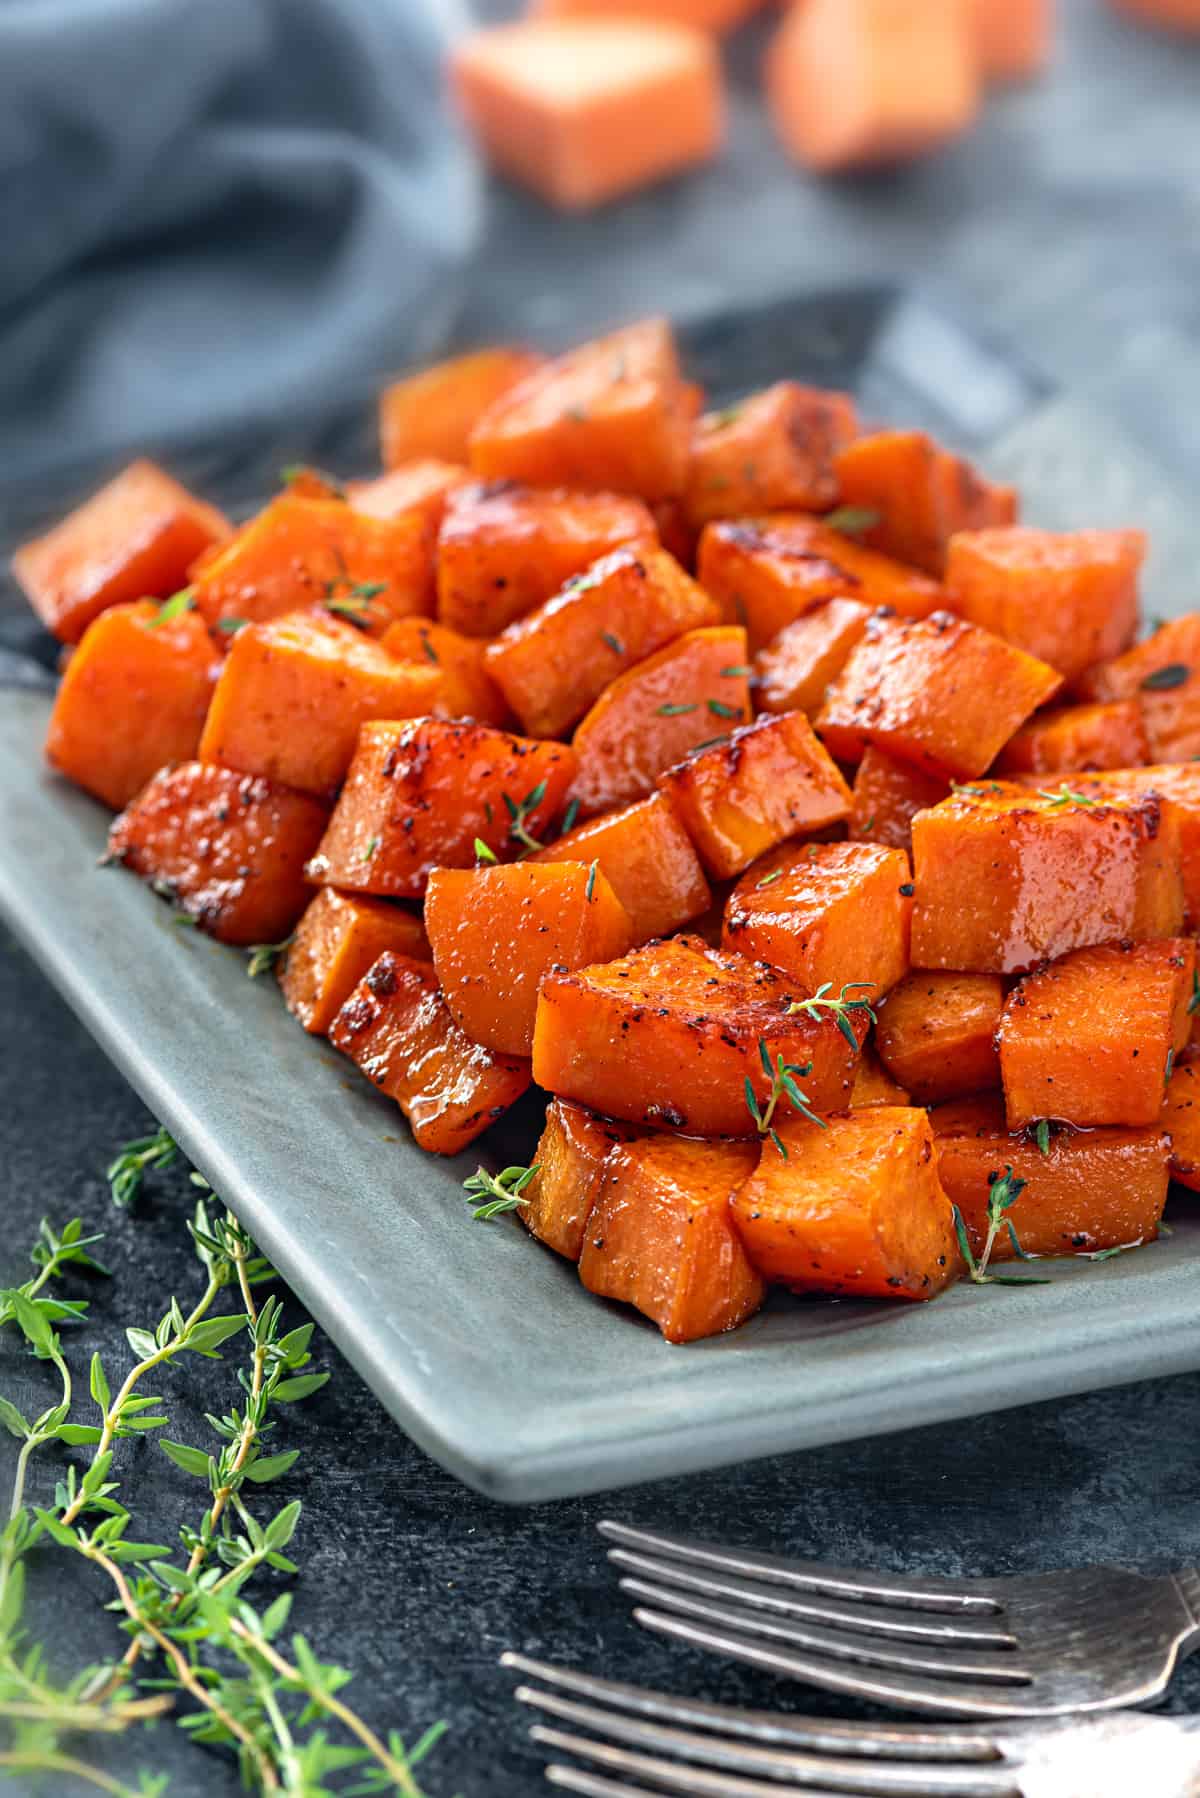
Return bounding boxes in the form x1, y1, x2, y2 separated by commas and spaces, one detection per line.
4, 1, 1200, 1792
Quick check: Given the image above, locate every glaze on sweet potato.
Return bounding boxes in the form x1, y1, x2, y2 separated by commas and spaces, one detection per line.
347, 459, 468, 530
754, 598, 874, 716
531, 790, 711, 942
329, 952, 530, 1155
522, 1100, 641, 1261
682, 383, 858, 526
851, 1047, 911, 1109
875, 972, 1004, 1104
994, 700, 1149, 775
848, 745, 950, 853
832, 430, 1017, 576
380, 346, 543, 468
1161, 1060, 1200, 1192
723, 840, 911, 998
279, 888, 429, 1035
1074, 614, 1200, 762
377, 617, 511, 726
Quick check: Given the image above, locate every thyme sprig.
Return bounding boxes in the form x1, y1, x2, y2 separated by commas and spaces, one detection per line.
246, 937, 294, 980
745, 1039, 823, 1159
952, 1168, 1051, 1286
106, 1129, 179, 1210
147, 590, 195, 629
787, 981, 877, 1050
1036, 785, 1100, 809
823, 506, 880, 537
463, 1165, 539, 1220
503, 780, 548, 855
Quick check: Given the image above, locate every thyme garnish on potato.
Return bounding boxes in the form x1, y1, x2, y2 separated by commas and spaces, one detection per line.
503, 780, 548, 855
952, 1167, 1051, 1286
246, 936, 294, 979
745, 1039, 823, 1159
787, 981, 877, 1050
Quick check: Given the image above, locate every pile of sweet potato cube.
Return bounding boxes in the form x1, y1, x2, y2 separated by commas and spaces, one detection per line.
17, 316, 1200, 1344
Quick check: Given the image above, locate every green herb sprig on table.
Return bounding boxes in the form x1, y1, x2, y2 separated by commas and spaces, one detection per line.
106, 1129, 179, 1210
246, 936, 294, 980
463, 1165, 539, 1221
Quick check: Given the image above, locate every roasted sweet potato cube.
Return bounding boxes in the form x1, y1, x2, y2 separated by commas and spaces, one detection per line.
875, 972, 1004, 1104
437, 481, 657, 638
534, 0, 766, 34
45, 600, 217, 810
569, 625, 751, 816
1162, 1061, 1200, 1192
425, 861, 634, 1056
946, 528, 1145, 682
347, 459, 468, 530
683, 383, 858, 526
832, 430, 1017, 576
279, 888, 429, 1035
198, 612, 441, 796
697, 515, 943, 653
731, 1109, 959, 1300
911, 785, 1186, 973
329, 952, 530, 1155
723, 841, 911, 999
817, 611, 1062, 777
531, 791, 711, 942
483, 546, 718, 738
306, 719, 576, 901
851, 1047, 911, 1109
468, 317, 693, 499
108, 762, 328, 945
579, 1136, 763, 1343
12, 459, 231, 644
533, 934, 865, 1134
849, 745, 949, 853
1075, 614, 1200, 762
521, 1099, 642, 1261
379, 347, 543, 468
378, 617, 510, 725
996, 940, 1194, 1130
994, 701, 1149, 775
755, 598, 874, 717
975, 0, 1051, 79
932, 1095, 1168, 1260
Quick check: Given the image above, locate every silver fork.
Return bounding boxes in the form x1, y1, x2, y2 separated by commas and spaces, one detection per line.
597, 1521, 1200, 1719
502, 1653, 1200, 1797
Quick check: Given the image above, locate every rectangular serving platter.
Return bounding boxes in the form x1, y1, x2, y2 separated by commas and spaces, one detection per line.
3, 285, 1199, 1504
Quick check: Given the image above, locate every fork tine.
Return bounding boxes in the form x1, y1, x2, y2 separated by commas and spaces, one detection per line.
598, 1524, 1000, 1617
546, 1766, 666, 1798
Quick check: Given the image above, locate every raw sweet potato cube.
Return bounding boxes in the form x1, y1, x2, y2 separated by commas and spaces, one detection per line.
329, 952, 530, 1155
996, 939, 1194, 1129
521, 1100, 642, 1261
817, 611, 1062, 778
531, 790, 711, 942
697, 515, 943, 653
932, 1095, 1168, 1260
452, 22, 723, 213
994, 701, 1149, 775
661, 712, 852, 880
755, 598, 874, 717
579, 1136, 763, 1343
108, 761, 328, 945
975, 0, 1051, 78
378, 617, 510, 726
731, 1108, 959, 1300
723, 841, 911, 999
13, 459, 231, 644
347, 460, 469, 531
198, 612, 442, 796
766, 0, 978, 173
425, 861, 634, 1056
1162, 1061, 1200, 1191
682, 383, 858, 527
469, 317, 694, 498
946, 528, 1144, 682
1074, 614, 1200, 762
437, 481, 657, 638
875, 972, 1004, 1104
379, 348, 543, 468
849, 745, 950, 853
569, 625, 751, 816
306, 719, 576, 901
45, 600, 217, 810
534, 0, 765, 30
279, 887, 429, 1035
834, 431, 1018, 576
910, 785, 1186, 973
851, 1047, 911, 1109
191, 495, 433, 635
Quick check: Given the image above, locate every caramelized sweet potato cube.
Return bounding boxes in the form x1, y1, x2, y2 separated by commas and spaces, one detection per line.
108, 762, 328, 945
483, 546, 718, 738
425, 861, 633, 1056
191, 495, 433, 635
851, 1046, 911, 1109
437, 481, 657, 638
379, 347, 543, 468
579, 1136, 763, 1343
910, 785, 1185, 973
682, 383, 858, 526
347, 459, 468, 530
469, 317, 693, 498
817, 611, 1062, 777
849, 745, 950, 853
661, 712, 852, 880
522, 1100, 642, 1261
569, 625, 751, 816
533, 934, 865, 1134
875, 972, 1004, 1104
946, 527, 1144, 681
832, 431, 1017, 576
306, 719, 576, 900
531, 791, 711, 942
723, 841, 911, 999
279, 888, 429, 1035
12, 459, 231, 644
994, 700, 1149, 775
1162, 1061, 1200, 1192
755, 598, 874, 717
932, 1094, 1168, 1260
45, 600, 217, 810
329, 952, 530, 1155
996, 940, 1194, 1129
731, 1108, 959, 1300
378, 617, 510, 725
198, 612, 441, 796
1074, 614, 1200, 762
697, 515, 943, 653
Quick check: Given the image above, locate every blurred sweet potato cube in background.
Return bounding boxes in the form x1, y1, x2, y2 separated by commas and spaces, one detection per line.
533, 0, 765, 31
834, 431, 1018, 575
974, 0, 1052, 79
683, 383, 858, 527
348, 460, 468, 532
379, 348, 543, 468
280, 888, 429, 1036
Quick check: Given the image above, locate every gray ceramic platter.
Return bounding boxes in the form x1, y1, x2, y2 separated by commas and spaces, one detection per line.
2, 287, 1199, 1504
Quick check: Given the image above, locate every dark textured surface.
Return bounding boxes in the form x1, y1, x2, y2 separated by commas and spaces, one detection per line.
4, 0, 1200, 1791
